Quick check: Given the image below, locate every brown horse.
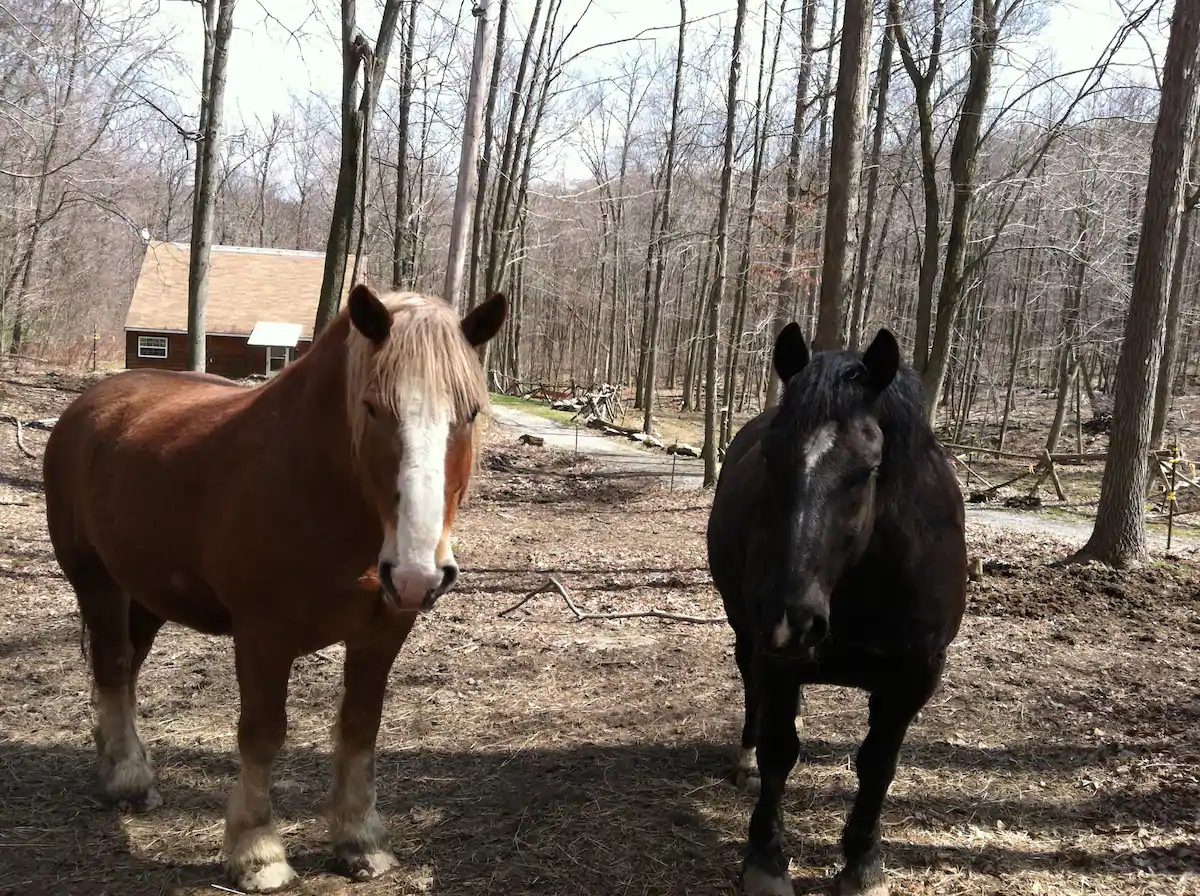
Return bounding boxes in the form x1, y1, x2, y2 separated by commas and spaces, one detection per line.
42, 285, 507, 892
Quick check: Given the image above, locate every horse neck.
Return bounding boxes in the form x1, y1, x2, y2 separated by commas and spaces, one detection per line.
255, 317, 358, 485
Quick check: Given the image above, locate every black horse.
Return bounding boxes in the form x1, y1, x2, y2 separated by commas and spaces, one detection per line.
706, 323, 967, 896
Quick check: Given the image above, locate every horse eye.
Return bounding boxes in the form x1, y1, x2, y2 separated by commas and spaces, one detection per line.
849, 466, 876, 486
469, 407, 480, 422
363, 400, 377, 419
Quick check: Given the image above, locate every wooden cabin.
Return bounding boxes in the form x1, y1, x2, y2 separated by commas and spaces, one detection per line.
123, 241, 354, 380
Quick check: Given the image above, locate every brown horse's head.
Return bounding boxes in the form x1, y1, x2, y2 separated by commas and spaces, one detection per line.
344, 284, 507, 613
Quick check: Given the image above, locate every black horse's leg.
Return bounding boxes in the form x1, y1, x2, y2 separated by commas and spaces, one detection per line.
834, 682, 933, 896
740, 670, 801, 896
733, 631, 761, 792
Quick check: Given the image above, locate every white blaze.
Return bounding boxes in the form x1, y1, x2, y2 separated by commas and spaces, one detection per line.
387, 405, 450, 601
772, 615, 792, 648
802, 422, 837, 474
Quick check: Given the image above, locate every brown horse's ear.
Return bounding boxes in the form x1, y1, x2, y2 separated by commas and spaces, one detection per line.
348, 283, 391, 344
461, 292, 508, 347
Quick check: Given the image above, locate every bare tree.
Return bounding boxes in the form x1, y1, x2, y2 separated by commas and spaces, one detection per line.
313, 0, 403, 337
1069, 0, 1200, 568
391, 0, 421, 289
1151, 126, 1200, 447
642, 1, 688, 436
765, 0, 818, 408
187, 0, 237, 372
704, 0, 749, 486
848, 16, 895, 349
445, 0, 497, 311
814, 0, 872, 350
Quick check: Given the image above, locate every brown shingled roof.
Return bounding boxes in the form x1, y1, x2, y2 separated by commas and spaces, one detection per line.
124, 241, 357, 339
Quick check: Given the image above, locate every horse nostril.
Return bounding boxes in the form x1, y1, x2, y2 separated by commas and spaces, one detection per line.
437, 563, 459, 595
806, 612, 829, 644
378, 561, 396, 596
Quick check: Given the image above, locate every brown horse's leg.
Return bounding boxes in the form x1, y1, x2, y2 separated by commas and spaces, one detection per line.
224, 632, 297, 893
75, 568, 160, 811
324, 620, 415, 882
128, 600, 166, 686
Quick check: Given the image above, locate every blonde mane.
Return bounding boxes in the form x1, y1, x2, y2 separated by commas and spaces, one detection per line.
344, 290, 489, 458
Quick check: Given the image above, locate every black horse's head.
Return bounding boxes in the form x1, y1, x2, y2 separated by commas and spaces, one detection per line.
755, 322, 901, 660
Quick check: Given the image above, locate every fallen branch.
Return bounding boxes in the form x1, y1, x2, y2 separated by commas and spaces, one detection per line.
13, 419, 36, 459
3, 414, 57, 459
498, 575, 727, 624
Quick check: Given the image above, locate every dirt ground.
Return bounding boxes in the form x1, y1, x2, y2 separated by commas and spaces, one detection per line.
1, 369, 1199, 896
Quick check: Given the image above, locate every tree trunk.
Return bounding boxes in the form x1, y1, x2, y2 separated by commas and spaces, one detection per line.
485, 0, 548, 297
999, 233, 1041, 451
445, 0, 497, 310
187, 0, 236, 372
636, 182, 663, 408
1047, 211, 1088, 454
314, 0, 404, 335
468, 0, 508, 310
919, 0, 1001, 419
848, 18, 894, 350
890, 0, 943, 371
682, 218, 717, 411
814, 0, 872, 350
1151, 179, 1198, 447
727, 0, 785, 439
704, 0, 748, 486
764, 0, 816, 408
1071, 0, 1200, 567
392, 0, 420, 288
642, 1, 687, 435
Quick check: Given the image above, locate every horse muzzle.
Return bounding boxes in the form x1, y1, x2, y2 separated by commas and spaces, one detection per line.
378, 561, 459, 613
759, 599, 830, 662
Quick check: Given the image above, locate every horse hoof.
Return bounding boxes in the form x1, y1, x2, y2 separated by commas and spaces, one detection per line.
735, 767, 761, 795
231, 860, 298, 893
101, 756, 160, 812
113, 786, 162, 813
834, 867, 888, 896
741, 864, 794, 896
336, 846, 400, 882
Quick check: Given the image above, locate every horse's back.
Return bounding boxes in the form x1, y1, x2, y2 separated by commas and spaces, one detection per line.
44, 368, 248, 602
46, 367, 244, 486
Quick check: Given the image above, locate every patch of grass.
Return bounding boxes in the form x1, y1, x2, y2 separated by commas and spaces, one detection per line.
487, 392, 576, 425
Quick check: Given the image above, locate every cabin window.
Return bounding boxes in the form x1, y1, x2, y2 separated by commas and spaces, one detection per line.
266, 345, 292, 375
137, 335, 168, 359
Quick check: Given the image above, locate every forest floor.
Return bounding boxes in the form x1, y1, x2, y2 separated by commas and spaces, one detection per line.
1, 368, 1199, 896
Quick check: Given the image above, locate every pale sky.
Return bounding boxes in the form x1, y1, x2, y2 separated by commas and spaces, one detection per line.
150, 0, 1166, 182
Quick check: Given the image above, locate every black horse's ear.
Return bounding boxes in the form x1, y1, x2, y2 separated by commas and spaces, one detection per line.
861, 328, 900, 393
348, 283, 392, 344
462, 292, 508, 347
772, 322, 809, 384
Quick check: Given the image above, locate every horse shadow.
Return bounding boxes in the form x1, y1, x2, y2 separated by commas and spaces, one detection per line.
0, 729, 1195, 895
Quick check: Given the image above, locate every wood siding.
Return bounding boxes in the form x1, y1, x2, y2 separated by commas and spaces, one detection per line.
125, 331, 311, 380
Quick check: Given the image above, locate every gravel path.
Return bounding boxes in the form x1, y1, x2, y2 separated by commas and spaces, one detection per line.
487, 402, 707, 490
487, 401, 1199, 552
